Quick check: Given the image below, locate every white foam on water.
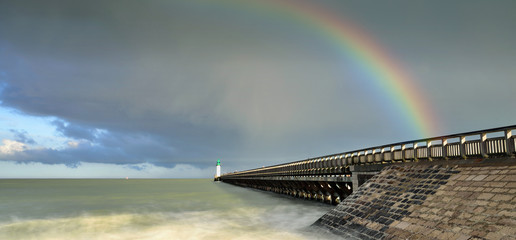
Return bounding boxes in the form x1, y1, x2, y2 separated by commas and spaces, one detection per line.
0, 179, 340, 239
0, 207, 333, 240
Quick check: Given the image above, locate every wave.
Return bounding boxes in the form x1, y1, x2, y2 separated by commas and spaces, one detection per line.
0, 207, 335, 240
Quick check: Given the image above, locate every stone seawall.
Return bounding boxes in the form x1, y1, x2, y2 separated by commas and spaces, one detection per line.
312, 161, 516, 240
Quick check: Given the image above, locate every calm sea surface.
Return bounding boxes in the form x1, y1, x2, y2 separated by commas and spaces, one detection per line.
0, 179, 335, 240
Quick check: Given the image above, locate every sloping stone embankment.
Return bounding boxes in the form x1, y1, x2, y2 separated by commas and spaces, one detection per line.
312, 161, 516, 240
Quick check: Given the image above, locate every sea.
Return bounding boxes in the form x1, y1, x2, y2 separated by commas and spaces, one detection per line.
0, 179, 337, 240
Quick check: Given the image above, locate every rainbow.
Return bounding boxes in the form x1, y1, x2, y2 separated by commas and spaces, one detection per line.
199, 0, 440, 138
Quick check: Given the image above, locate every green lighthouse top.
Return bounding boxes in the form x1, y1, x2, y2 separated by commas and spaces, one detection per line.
217, 159, 221, 166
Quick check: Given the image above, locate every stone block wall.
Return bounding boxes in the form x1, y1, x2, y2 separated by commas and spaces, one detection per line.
312, 162, 516, 240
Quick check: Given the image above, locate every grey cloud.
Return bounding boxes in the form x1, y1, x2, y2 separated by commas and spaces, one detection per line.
52, 120, 100, 141
9, 129, 36, 145
0, 0, 515, 173
4, 130, 180, 168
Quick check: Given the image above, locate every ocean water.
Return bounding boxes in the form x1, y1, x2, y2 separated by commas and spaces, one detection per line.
0, 179, 335, 240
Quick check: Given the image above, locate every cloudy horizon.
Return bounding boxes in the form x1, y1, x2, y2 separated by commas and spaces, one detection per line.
0, 0, 515, 178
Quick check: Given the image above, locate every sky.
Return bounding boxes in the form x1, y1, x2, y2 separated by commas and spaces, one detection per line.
0, 0, 515, 178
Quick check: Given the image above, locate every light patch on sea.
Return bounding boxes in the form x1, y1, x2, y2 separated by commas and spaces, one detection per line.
0, 179, 339, 240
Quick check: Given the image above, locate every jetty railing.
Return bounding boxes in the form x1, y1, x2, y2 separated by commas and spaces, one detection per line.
221, 125, 516, 179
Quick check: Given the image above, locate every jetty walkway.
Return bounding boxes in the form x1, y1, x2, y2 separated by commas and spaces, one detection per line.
220, 125, 516, 239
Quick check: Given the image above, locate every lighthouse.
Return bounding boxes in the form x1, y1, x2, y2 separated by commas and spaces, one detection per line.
214, 159, 221, 181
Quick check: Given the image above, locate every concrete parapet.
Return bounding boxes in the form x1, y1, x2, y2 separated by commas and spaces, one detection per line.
311, 160, 516, 239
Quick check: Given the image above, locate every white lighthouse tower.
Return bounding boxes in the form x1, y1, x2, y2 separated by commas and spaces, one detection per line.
214, 159, 221, 181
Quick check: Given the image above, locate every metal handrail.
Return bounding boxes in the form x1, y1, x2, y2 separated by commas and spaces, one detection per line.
221, 125, 516, 179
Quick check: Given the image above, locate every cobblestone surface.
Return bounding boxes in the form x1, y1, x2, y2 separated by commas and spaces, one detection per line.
312, 163, 516, 240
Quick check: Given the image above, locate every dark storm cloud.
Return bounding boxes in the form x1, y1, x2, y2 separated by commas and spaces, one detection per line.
0, 0, 515, 173
0, 0, 363, 168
